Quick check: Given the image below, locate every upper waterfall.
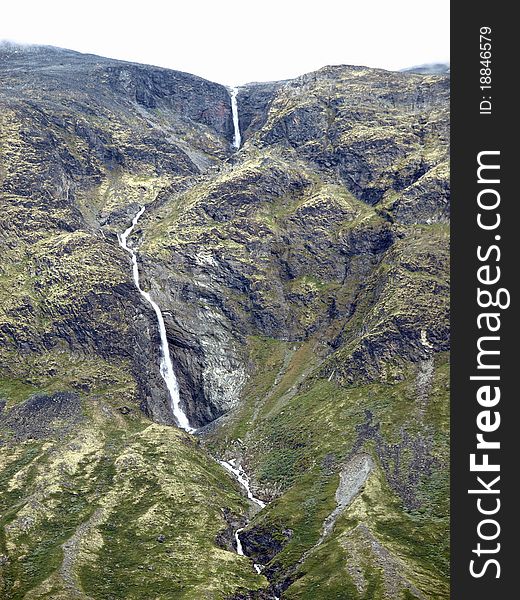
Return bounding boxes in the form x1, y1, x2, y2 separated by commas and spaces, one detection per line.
118, 207, 194, 433
230, 87, 241, 149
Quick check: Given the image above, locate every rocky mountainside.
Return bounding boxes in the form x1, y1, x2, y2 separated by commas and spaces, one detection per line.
0, 43, 450, 599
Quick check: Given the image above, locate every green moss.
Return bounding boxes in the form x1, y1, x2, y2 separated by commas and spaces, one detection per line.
283, 537, 363, 599
0, 351, 135, 410
1, 419, 269, 599
0, 379, 39, 409
80, 425, 266, 599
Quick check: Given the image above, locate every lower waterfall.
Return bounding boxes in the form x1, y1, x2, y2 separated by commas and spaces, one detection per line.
120, 208, 277, 595
218, 459, 268, 576
118, 207, 194, 433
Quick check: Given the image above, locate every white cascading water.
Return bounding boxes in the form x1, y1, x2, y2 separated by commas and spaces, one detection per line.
225, 90, 276, 586
218, 459, 266, 509
118, 207, 194, 433
235, 527, 245, 555
230, 87, 241, 149
218, 459, 267, 575
120, 208, 276, 592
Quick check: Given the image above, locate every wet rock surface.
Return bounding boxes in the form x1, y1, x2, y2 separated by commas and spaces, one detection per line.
215, 508, 248, 553
239, 526, 293, 566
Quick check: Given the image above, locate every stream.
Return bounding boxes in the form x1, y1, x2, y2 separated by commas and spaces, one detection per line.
118, 89, 278, 594
218, 459, 268, 576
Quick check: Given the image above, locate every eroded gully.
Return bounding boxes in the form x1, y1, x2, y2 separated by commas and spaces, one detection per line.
117, 86, 277, 589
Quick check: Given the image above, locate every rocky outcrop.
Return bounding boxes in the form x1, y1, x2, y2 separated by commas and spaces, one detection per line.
239, 526, 293, 567
235, 82, 280, 142
0, 391, 82, 441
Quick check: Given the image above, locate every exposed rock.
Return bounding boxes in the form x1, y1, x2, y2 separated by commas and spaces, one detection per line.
322, 454, 374, 539
239, 526, 293, 566
0, 391, 82, 441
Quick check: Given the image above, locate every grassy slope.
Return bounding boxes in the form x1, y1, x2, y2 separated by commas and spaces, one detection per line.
208, 335, 449, 598
0, 391, 267, 599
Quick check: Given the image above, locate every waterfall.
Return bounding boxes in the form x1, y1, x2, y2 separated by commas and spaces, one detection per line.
233, 525, 262, 574
235, 527, 245, 555
218, 459, 268, 575
118, 207, 194, 433
218, 459, 266, 508
230, 87, 241, 149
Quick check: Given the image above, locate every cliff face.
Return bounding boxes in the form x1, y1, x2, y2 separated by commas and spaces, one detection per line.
0, 43, 234, 426
0, 44, 449, 599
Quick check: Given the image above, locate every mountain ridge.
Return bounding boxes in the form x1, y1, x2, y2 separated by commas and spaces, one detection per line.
0, 41, 449, 85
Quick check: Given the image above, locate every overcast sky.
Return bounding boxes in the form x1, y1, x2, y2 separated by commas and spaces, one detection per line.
1, 0, 449, 85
